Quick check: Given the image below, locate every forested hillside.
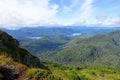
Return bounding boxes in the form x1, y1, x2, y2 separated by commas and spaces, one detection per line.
20, 35, 71, 55
39, 30, 120, 69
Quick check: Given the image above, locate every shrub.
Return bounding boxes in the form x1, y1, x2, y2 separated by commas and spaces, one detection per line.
26, 68, 55, 80
68, 71, 80, 80
79, 74, 89, 80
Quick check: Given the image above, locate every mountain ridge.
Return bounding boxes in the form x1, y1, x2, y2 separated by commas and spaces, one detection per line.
38, 30, 120, 69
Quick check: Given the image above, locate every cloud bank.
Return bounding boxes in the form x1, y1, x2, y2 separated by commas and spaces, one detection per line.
0, 0, 58, 26
0, 0, 120, 28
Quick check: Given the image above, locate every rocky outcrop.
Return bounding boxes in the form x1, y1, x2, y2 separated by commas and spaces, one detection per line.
0, 64, 27, 80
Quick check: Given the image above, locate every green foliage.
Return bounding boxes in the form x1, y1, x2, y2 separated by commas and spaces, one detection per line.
38, 30, 120, 69
20, 35, 70, 56
68, 71, 80, 80
0, 55, 15, 65
0, 30, 42, 68
26, 68, 55, 80
79, 75, 89, 80
43, 62, 120, 80
1, 29, 120, 80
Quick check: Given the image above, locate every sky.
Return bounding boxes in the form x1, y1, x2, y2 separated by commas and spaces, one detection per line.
0, 0, 120, 28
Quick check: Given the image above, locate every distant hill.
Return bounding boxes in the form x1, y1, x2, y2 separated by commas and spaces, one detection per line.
1, 27, 75, 39
20, 35, 71, 56
39, 30, 120, 69
1, 26, 120, 39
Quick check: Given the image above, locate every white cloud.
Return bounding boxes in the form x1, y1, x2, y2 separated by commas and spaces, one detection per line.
56, 0, 94, 26
61, 0, 80, 15
103, 18, 120, 26
92, 16, 120, 27
73, 0, 94, 25
0, 0, 119, 27
80, 0, 93, 19
96, 13, 107, 19
0, 0, 58, 27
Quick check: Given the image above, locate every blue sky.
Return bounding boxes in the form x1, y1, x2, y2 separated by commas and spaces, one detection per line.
0, 0, 120, 28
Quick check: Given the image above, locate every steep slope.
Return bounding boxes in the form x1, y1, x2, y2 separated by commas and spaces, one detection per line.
0, 30, 55, 80
39, 30, 120, 69
0, 30, 42, 68
0, 30, 54, 80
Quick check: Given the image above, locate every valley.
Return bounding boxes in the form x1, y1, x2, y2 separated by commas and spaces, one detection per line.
1, 27, 120, 80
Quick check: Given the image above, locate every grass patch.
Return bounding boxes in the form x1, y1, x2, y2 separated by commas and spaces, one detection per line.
26, 68, 55, 80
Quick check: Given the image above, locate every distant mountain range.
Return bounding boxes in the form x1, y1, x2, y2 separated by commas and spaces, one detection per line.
1, 26, 120, 40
